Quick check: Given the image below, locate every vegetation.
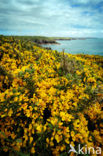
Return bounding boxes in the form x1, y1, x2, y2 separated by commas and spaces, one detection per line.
0, 35, 103, 156
0, 35, 85, 45
0, 35, 59, 45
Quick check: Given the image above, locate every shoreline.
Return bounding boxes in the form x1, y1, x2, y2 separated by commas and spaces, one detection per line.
39, 42, 60, 45
39, 38, 87, 45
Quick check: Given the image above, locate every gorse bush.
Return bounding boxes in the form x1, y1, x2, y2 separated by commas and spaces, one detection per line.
0, 36, 103, 156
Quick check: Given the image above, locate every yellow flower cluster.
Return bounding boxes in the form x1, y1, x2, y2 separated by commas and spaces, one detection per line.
0, 36, 103, 155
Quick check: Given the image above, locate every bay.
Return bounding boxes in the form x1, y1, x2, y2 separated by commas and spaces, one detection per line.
42, 38, 103, 56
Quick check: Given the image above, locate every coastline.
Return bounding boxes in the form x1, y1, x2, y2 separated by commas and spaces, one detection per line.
39, 38, 88, 45
37, 40, 60, 45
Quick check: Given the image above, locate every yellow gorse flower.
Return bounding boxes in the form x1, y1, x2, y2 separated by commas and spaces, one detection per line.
0, 36, 103, 155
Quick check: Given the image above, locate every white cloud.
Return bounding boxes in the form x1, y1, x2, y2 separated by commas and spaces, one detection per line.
0, 0, 103, 37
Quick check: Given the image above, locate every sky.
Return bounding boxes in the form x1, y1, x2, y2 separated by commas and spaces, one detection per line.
0, 0, 103, 37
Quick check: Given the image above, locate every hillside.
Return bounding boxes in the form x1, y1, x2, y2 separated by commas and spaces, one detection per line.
0, 35, 59, 45
0, 36, 103, 155
0, 35, 89, 45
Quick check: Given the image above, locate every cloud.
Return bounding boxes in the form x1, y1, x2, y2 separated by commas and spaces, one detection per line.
0, 0, 103, 37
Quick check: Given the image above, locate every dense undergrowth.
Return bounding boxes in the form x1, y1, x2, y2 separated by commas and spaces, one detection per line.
0, 36, 103, 156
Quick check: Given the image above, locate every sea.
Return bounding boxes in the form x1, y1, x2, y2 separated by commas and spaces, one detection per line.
42, 38, 103, 56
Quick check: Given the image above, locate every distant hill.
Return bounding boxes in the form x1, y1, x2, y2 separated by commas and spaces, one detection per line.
0, 35, 97, 45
